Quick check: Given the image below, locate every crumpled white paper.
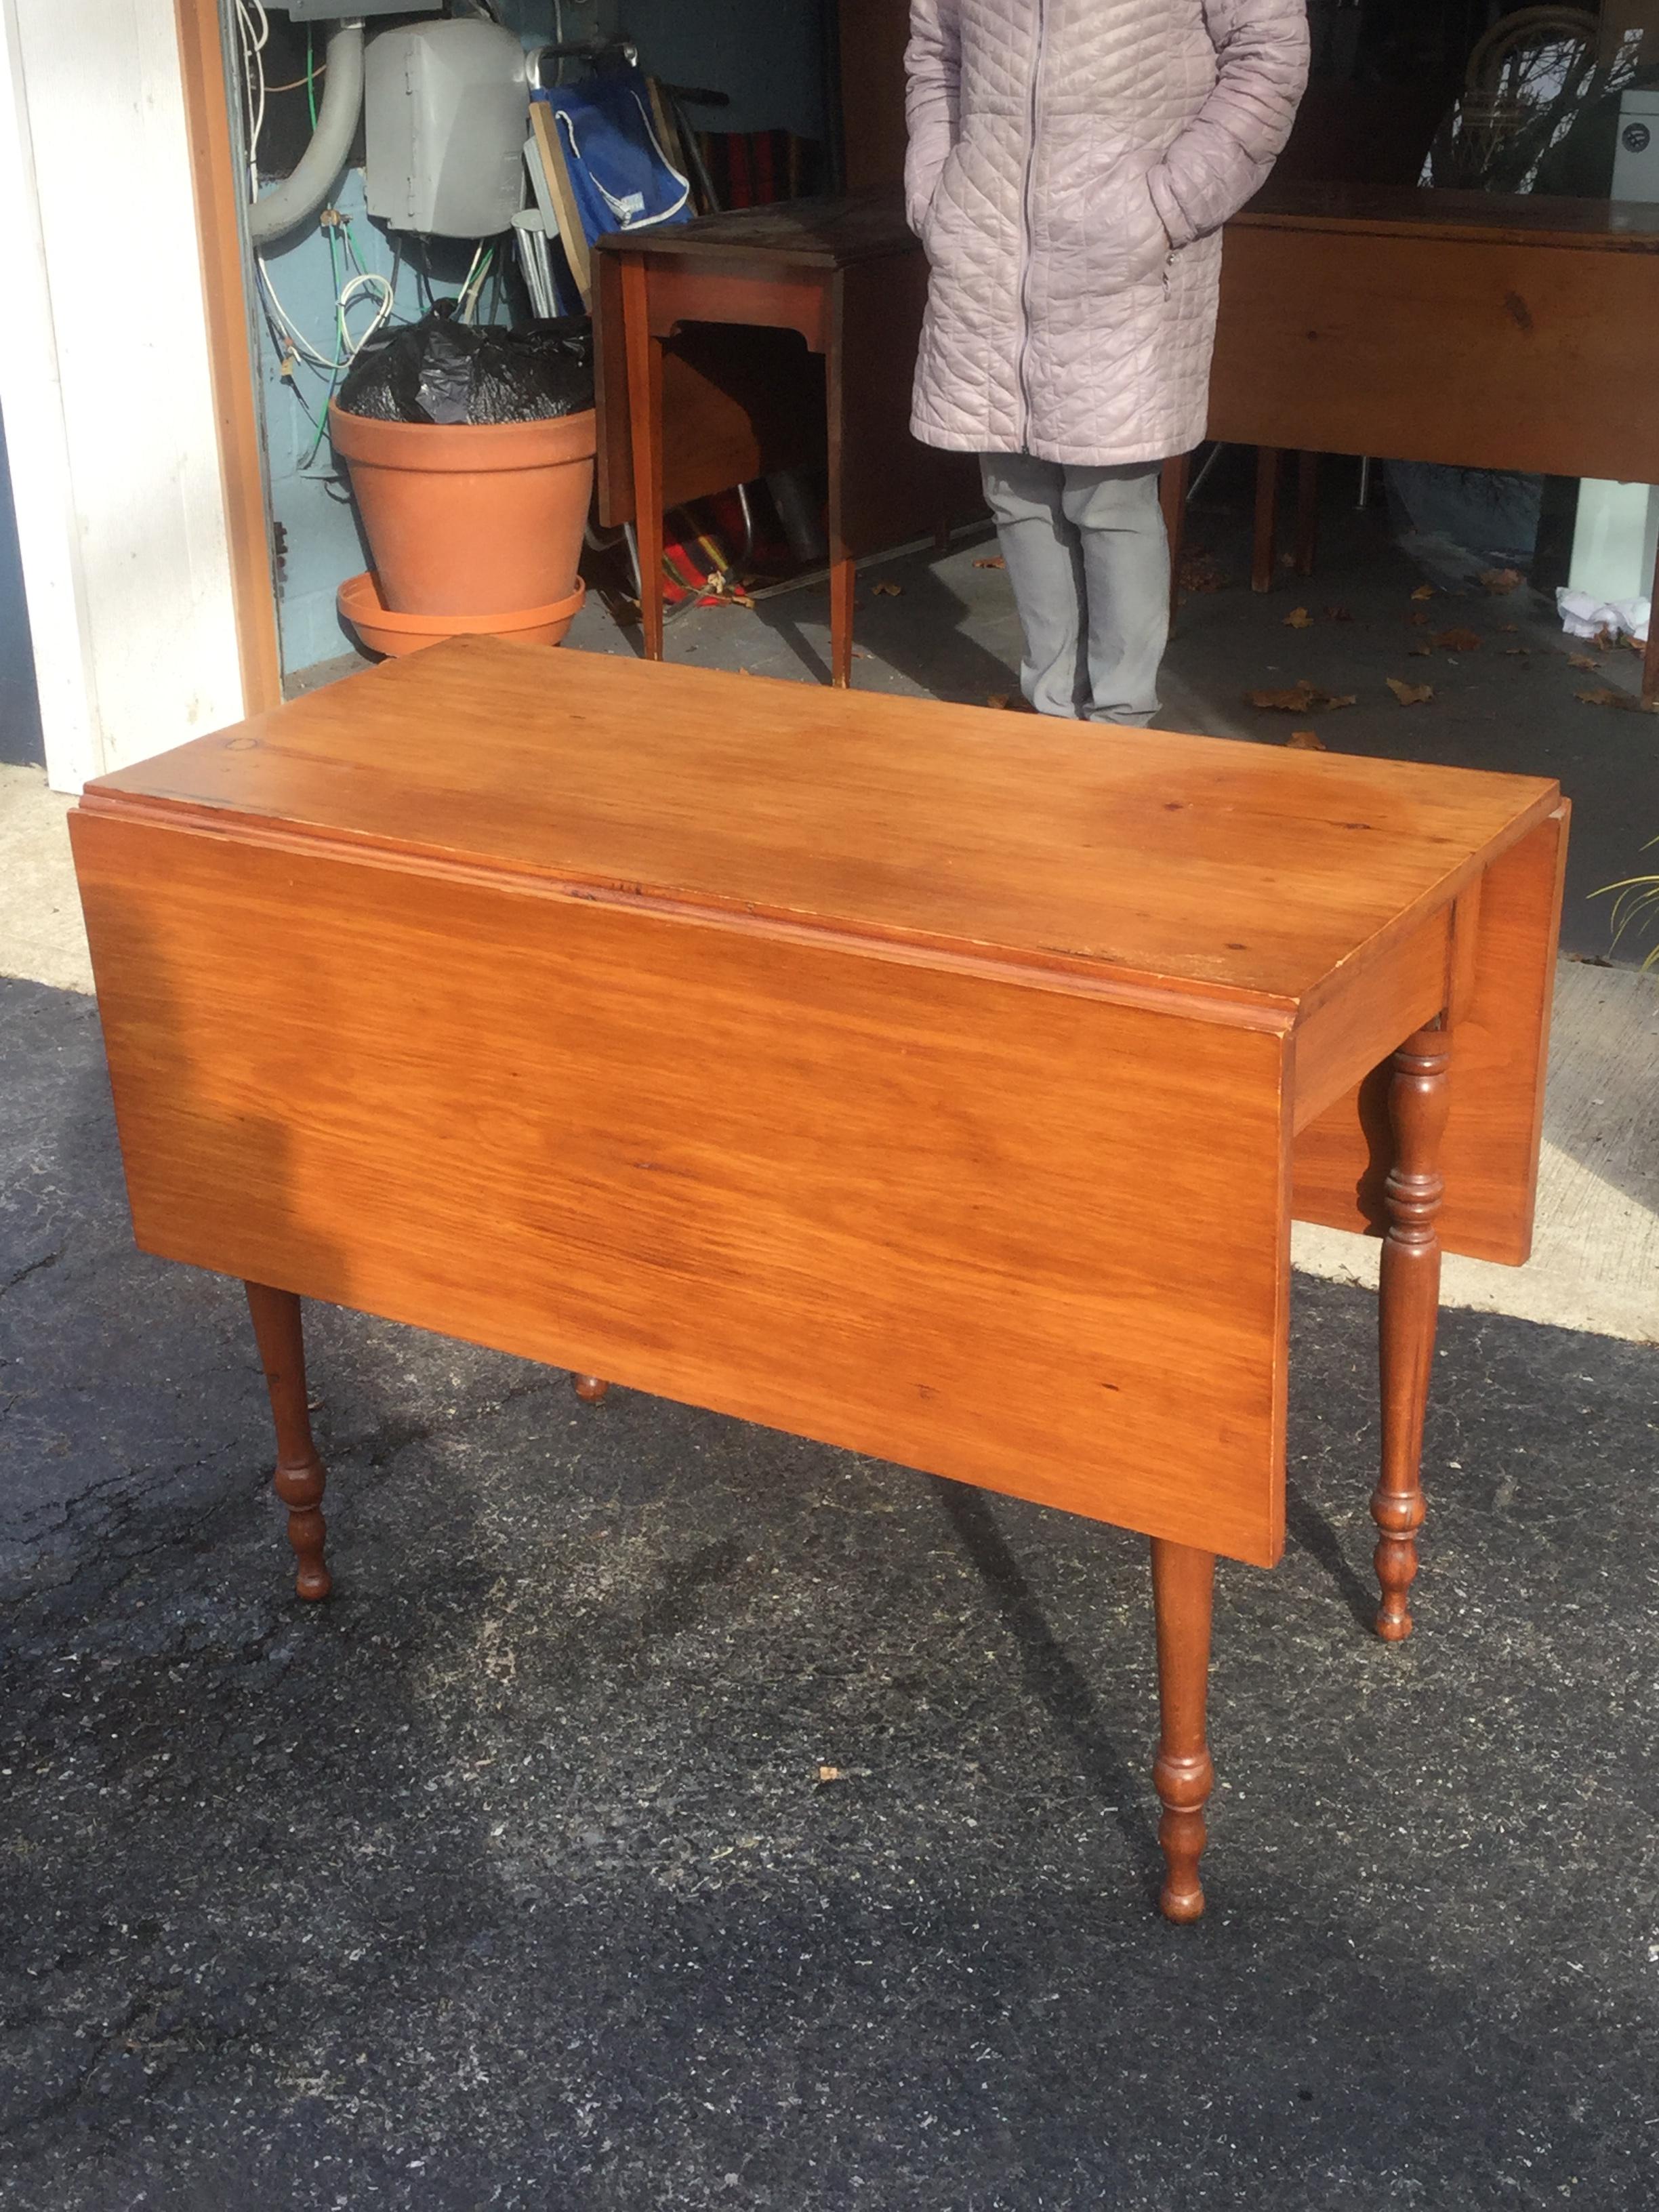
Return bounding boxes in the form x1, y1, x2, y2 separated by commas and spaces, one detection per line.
1557, 587, 1651, 645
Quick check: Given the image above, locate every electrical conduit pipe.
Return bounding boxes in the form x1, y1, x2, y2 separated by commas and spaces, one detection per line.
248, 20, 366, 245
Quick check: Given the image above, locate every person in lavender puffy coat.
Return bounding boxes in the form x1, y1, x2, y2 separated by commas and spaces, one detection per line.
906, 0, 1309, 724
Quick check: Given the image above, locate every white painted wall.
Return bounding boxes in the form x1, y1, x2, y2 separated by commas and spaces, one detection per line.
0, 0, 244, 793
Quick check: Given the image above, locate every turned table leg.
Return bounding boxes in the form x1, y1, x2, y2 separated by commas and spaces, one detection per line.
1149, 1537, 1216, 1922
1372, 1025, 1452, 1641
245, 1282, 331, 1602
573, 1374, 611, 1404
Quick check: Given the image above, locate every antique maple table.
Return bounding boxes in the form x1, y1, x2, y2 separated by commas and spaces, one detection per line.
70, 638, 1566, 1920
594, 191, 979, 688
1175, 182, 1659, 701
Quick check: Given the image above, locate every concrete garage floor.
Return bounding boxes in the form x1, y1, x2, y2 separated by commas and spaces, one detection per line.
2, 465, 1658, 2206
2, 971, 1659, 2209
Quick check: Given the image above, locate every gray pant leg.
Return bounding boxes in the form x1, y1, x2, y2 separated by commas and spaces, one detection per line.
1061, 461, 1169, 726
979, 452, 1089, 717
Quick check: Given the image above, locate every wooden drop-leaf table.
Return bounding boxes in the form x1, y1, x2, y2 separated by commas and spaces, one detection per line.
70, 639, 1566, 1919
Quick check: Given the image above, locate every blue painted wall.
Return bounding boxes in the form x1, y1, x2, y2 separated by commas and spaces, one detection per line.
0, 402, 44, 767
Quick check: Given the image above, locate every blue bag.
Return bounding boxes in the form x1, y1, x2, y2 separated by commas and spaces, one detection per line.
533, 68, 692, 247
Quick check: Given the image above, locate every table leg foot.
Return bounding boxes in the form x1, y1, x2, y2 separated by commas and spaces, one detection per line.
1150, 1537, 1216, 1922
1372, 1025, 1451, 1641
573, 1374, 611, 1404
245, 1282, 331, 1602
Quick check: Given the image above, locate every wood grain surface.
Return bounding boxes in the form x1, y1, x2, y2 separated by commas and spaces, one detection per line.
71, 809, 1296, 1567
1210, 219, 1659, 481
594, 192, 918, 268
592, 246, 823, 528
1292, 804, 1568, 1265
84, 638, 1559, 1018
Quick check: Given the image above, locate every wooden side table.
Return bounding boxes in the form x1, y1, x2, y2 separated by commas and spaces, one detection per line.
1181, 184, 1659, 699
594, 192, 981, 687
70, 638, 1566, 1920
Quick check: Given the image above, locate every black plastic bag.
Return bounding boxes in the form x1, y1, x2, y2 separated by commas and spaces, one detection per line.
338, 303, 594, 426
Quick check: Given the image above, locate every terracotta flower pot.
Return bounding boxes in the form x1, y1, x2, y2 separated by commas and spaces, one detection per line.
329, 404, 596, 620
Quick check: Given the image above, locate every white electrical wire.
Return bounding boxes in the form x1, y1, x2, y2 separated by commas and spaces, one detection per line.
236, 0, 269, 195
337, 270, 395, 356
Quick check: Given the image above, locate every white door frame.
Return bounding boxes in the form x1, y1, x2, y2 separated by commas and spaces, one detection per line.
0, 0, 245, 792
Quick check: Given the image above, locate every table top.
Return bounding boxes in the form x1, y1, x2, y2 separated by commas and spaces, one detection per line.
1237, 182, 1659, 250
593, 189, 915, 268
85, 639, 1559, 1018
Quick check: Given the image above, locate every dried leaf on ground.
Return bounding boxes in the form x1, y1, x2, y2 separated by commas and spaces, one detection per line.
1408, 644, 1432, 657
1285, 729, 1327, 749
1568, 653, 1600, 672
817, 1765, 844, 1783
972, 554, 1006, 570
1283, 606, 1314, 628
871, 580, 903, 597
1248, 680, 1356, 713
1177, 548, 1229, 593
1499, 622, 1519, 633
1577, 687, 1658, 712
1433, 627, 1482, 653
1387, 678, 1435, 705
1408, 610, 1432, 628
1324, 605, 1355, 622
1480, 567, 1524, 594
1503, 647, 1530, 657
1412, 583, 1437, 600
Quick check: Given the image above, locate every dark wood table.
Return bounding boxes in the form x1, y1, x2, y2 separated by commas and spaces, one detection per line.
594, 192, 980, 687
1177, 184, 1659, 701
71, 638, 1565, 1919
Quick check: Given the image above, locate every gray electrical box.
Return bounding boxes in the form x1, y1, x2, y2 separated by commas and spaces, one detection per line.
275, 2, 442, 18
364, 20, 529, 238
1612, 89, 1659, 203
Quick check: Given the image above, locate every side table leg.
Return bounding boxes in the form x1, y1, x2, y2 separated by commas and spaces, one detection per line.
1372, 1025, 1452, 1641
1252, 447, 1282, 592
1150, 1537, 1216, 1922
829, 555, 856, 689
573, 1374, 611, 1404
620, 257, 666, 663
245, 1282, 331, 1602
1294, 451, 1319, 577
1160, 451, 1191, 628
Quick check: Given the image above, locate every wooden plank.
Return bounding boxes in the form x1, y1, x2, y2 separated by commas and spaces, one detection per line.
1237, 182, 1659, 250
837, 0, 911, 192
1210, 226, 1659, 481
1292, 804, 1570, 1265
530, 101, 592, 310
71, 810, 1294, 1568
1290, 905, 1449, 1132
83, 640, 1562, 1017
171, 0, 281, 715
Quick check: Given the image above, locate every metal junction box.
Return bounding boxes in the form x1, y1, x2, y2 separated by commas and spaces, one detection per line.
364, 20, 529, 239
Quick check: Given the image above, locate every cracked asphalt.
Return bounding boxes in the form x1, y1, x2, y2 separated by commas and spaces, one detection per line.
3, 970, 1658, 2211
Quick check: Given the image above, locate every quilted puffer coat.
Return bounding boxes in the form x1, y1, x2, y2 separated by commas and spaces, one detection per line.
905, 0, 1309, 464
